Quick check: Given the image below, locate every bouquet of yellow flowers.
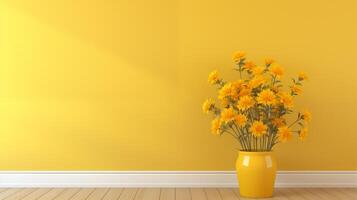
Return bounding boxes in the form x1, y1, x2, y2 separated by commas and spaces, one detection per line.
203, 51, 311, 151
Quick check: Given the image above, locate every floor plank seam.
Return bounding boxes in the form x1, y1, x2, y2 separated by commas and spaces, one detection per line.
115, 188, 124, 200
36, 189, 53, 200
132, 188, 140, 200
50, 188, 66, 200
10, 188, 36, 200
67, 189, 81, 200
100, 188, 110, 200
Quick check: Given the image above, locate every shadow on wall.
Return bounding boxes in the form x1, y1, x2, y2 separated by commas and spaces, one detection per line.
0, 1, 188, 170
2, 0, 180, 82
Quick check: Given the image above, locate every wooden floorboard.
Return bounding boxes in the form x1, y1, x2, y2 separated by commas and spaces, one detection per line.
4, 188, 34, 200
205, 188, 222, 200
0, 188, 355, 200
134, 188, 161, 200
218, 188, 238, 200
340, 188, 357, 199
70, 189, 95, 200
102, 188, 123, 200
272, 189, 288, 200
118, 188, 138, 200
160, 189, 175, 200
0, 189, 22, 199
53, 188, 80, 200
175, 189, 190, 200
86, 189, 109, 200
37, 189, 64, 200
190, 188, 206, 200
21, 189, 51, 200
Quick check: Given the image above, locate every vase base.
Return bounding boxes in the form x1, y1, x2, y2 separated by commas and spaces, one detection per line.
239, 193, 273, 199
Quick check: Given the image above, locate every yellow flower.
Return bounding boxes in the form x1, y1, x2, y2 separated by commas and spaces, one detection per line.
250, 121, 268, 137
265, 58, 275, 66
211, 118, 222, 135
232, 80, 244, 90
221, 107, 235, 122
272, 117, 286, 127
257, 89, 276, 105
208, 70, 219, 85
248, 75, 266, 88
218, 83, 232, 100
298, 72, 308, 81
232, 80, 244, 93
252, 66, 265, 75
202, 98, 215, 113
291, 84, 302, 95
269, 64, 284, 78
302, 110, 312, 122
235, 114, 247, 127
299, 127, 308, 140
243, 60, 256, 71
232, 51, 246, 61
237, 95, 254, 110
271, 85, 280, 93
279, 92, 294, 108
278, 126, 292, 142
238, 86, 252, 97
229, 80, 245, 100
220, 98, 229, 108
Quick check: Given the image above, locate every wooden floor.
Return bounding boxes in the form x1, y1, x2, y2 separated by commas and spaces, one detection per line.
0, 188, 356, 200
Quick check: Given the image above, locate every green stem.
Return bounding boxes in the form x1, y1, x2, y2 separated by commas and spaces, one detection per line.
271, 75, 276, 86
255, 137, 258, 151
233, 124, 245, 148
224, 130, 242, 147
270, 133, 277, 150
232, 124, 246, 150
288, 118, 300, 128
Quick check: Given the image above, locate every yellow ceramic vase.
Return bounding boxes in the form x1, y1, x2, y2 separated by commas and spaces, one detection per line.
236, 151, 277, 198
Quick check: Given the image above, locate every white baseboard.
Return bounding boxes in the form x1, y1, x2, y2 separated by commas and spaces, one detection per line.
0, 171, 356, 188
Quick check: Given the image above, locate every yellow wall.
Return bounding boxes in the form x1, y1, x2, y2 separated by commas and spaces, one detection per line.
0, 0, 356, 170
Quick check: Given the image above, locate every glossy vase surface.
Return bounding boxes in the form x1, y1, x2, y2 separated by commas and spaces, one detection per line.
236, 151, 277, 198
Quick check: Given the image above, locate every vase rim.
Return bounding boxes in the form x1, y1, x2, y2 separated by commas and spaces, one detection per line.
239, 150, 273, 155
